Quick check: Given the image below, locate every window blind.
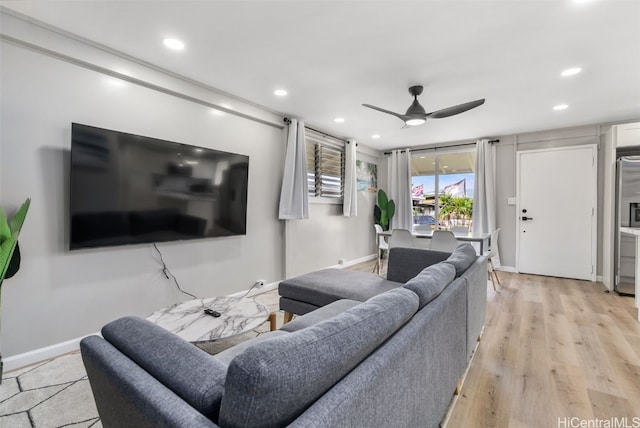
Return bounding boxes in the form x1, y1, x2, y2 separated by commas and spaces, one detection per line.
305, 129, 345, 199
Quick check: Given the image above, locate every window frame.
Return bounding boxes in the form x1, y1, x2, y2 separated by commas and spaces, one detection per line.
411, 146, 476, 227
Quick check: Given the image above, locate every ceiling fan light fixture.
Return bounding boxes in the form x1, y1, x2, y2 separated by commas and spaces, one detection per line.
405, 118, 426, 126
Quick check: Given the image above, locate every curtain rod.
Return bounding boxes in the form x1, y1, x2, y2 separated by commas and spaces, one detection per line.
383, 139, 499, 155
283, 117, 353, 144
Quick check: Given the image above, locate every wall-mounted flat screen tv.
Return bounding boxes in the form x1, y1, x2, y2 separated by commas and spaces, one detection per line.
69, 123, 249, 250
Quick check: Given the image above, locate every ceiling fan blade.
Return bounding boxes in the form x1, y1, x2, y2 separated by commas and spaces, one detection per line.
426, 99, 485, 119
362, 104, 409, 121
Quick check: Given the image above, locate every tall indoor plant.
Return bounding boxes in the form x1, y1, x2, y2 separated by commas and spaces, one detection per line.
374, 189, 395, 231
0, 198, 31, 382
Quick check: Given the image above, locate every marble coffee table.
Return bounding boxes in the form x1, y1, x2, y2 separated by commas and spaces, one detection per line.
147, 296, 271, 343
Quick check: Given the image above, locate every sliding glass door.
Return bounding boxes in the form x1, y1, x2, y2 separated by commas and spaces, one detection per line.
411, 149, 476, 232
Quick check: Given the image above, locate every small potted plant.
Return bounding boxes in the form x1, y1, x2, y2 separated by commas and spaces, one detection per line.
374, 189, 395, 231
0, 198, 30, 382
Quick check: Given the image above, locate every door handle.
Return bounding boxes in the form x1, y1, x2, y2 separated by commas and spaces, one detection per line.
521, 216, 533, 221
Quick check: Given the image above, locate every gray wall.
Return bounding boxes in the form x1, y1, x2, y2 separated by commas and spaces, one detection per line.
0, 14, 379, 357
285, 150, 379, 278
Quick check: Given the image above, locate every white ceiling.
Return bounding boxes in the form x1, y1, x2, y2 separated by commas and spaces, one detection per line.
3, 0, 640, 150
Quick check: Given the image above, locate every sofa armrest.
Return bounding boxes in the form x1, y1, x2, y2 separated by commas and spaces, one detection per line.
280, 299, 361, 332
387, 247, 451, 283
81, 335, 219, 428
101, 316, 226, 422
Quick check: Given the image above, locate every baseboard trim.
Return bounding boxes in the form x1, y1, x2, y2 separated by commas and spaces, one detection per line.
327, 254, 377, 270
3, 334, 95, 373
496, 265, 517, 273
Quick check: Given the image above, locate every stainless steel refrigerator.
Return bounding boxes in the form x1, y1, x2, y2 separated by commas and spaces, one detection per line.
615, 155, 640, 295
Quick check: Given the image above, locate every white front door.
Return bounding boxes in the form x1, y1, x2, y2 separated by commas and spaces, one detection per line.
517, 145, 597, 281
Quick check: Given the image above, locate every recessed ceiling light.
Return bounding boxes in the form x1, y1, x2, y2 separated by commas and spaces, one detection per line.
274, 89, 288, 97
553, 104, 569, 111
334, 117, 345, 123
163, 38, 185, 50
561, 67, 582, 77
372, 134, 381, 139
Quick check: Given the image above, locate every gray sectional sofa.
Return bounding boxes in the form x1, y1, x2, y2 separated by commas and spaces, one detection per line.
80, 244, 487, 428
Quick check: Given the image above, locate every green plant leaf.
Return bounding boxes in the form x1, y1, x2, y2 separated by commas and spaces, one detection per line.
0, 209, 10, 243
374, 205, 381, 224
0, 232, 18, 285
0, 198, 31, 286
378, 189, 388, 209
380, 211, 388, 231
387, 200, 396, 221
9, 199, 30, 234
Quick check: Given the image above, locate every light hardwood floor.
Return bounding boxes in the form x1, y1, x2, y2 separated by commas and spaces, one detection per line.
349, 259, 640, 427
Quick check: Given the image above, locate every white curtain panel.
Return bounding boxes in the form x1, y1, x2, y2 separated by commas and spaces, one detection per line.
343, 139, 357, 216
387, 149, 413, 230
472, 139, 500, 264
278, 119, 309, 220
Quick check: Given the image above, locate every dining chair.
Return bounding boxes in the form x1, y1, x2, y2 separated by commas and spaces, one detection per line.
429, 230, 458, 253
485, 228, 501, 291
373, 224, 390, 274
389, 229, 415, 249
451, 226, 469, 235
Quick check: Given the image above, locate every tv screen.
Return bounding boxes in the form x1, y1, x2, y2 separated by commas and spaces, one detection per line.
69, 123, 249, 250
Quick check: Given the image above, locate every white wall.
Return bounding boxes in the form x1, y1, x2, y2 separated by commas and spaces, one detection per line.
0, 40, 286, 357
0, 13, 381, 359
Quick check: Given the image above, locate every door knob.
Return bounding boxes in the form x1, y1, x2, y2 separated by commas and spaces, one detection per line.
521, 216, 533, 221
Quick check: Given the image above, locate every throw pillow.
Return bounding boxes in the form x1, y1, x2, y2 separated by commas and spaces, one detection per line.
403, 262, 456, 308
445, 243, 477, 276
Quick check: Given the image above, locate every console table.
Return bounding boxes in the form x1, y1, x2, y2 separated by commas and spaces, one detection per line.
147, 296, 272, 342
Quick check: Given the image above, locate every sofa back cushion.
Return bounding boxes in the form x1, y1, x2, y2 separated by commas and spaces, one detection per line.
219, 288, 419, 427
386, 247, 451, 283
445, 244, 477, 277
403, 262, 456, 308
101, 316, 226, 422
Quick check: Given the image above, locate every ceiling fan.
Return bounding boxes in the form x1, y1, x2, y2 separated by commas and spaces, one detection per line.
363, 85, 485, 127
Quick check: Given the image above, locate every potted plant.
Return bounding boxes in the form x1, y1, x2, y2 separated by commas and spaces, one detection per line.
374, 189, 395, 231
0, 198, 31, 382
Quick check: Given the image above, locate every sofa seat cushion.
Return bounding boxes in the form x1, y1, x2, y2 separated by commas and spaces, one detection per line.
280, 299, 361, 332
279, 268, 400, 307
403, 262, 456, 308
219, 288, 419, 428
101, 316, 226, 422
445, 244, 478, 277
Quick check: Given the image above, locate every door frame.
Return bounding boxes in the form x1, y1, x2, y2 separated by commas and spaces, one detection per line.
515, 144, 597, 282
